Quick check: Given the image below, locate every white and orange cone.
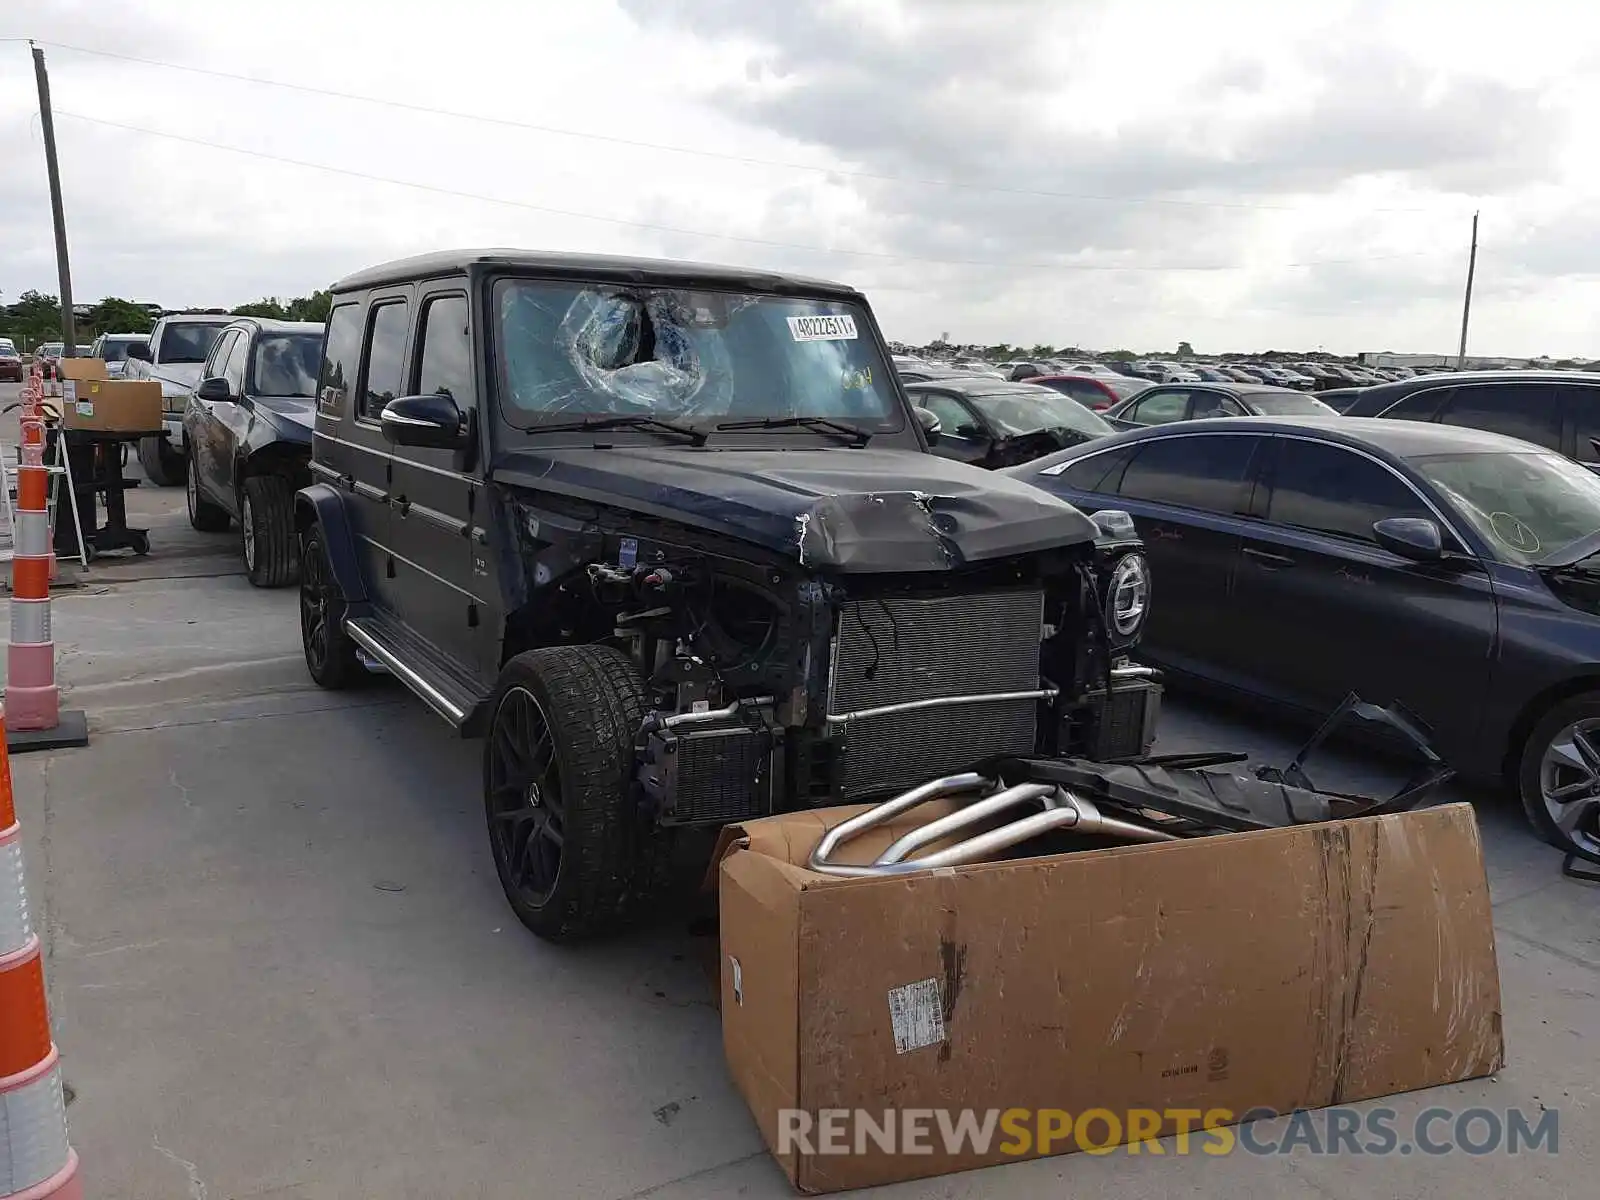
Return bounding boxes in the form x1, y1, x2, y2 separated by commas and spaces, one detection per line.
5, 402, 58, 734
0, 714, 82, 1199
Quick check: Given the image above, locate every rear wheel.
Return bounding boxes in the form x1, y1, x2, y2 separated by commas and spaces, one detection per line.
138, 435, 184, 487
1517, 695, 1600, 860
241, 475, 298, 588
483, 645, 648, 942
299, 526, 361, 689
186, 451, 230, 532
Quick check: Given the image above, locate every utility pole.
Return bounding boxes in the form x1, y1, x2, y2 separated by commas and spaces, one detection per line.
1456, 210, 1479, 370
31, 41, 76, 357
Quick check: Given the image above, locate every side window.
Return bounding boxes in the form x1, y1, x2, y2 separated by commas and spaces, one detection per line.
914, 392, 975, 436
1437, 384, 1562, 451
1127, 390, 1187, 425
318, 303, 362, 419
360, 300, 410, 420
414, 295, 474, 410
202, 330, 237, 381
1187, 390, 1239, 419
222, 333, 250, 393
1378, 386, 1451, 421
1565, 386, 1600, 463
1052, 445, 1137, 493
1117, 434, 1259, 513
1267, 438, 1430, 543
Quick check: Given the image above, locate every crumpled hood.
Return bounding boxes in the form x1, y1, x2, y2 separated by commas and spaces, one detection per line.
253, 396, 315, 439
492, 445, 1098, 571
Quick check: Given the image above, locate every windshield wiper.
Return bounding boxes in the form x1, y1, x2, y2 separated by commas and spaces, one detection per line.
714, 415, 872, 446
538, 414, 708, 446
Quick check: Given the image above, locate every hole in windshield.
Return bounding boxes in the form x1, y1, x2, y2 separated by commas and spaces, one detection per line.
493, 280, 902, 432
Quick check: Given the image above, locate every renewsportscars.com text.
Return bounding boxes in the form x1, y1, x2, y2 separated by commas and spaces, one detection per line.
777, 1106, 1559, 1158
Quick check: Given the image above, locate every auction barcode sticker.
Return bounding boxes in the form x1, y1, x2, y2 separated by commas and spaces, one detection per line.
887, 977, 946, 1054
787, 314, 858, 342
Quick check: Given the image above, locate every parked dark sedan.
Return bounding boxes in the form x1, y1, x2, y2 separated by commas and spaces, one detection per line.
1009, 415, 1600, 858
904, 377, 1114, 468
1342, 370, 1600, 471
181, 317, 323, 587
1101, 382, 1338, 428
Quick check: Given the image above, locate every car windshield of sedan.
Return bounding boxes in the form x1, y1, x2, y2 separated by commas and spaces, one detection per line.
252, 333, 324, 397
494, 280, 902, 431
970, 389, 1113, 439
1412, 450, 1600, 564
1249, 391, 1338, 415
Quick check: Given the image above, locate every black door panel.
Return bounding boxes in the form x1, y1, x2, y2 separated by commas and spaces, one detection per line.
1232, 436, 1496, 744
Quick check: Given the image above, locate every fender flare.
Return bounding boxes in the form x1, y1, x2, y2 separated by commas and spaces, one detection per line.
294, 483, 368, 606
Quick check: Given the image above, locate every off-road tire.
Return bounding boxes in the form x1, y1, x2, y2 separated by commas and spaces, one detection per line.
484, 645, 648, 942
299, 526, 361, 689
186, 451, 230, 532
242, 475, 299, 588
1517, 693, 1600, 854
138, 435, 184, 487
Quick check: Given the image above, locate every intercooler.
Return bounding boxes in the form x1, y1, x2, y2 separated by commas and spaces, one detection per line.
827, 589, 1046, 798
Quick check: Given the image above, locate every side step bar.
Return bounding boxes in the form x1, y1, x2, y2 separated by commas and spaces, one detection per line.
344, 616, 488, 733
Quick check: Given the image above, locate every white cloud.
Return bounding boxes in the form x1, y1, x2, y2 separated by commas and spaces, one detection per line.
2, 0, 1598, 356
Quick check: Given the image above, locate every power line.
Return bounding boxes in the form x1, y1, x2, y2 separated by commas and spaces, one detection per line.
54, 111, 1450, 276
38, 39, 1451, 218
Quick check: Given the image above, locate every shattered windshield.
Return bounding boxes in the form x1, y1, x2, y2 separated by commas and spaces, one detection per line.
494, 280, 902, 431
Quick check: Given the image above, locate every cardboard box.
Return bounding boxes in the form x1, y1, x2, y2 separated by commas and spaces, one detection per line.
716, 801, 1503, 1193
55, 357, 108, 382
59, 378, 164, 434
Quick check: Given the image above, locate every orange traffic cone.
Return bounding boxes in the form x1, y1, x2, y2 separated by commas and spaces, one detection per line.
0, 712, 81, 1198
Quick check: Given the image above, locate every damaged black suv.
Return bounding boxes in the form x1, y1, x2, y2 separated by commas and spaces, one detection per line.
296, 250, 1160, 940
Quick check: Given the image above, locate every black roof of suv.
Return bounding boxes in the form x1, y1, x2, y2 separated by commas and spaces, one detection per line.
1340, 369, 1600, 466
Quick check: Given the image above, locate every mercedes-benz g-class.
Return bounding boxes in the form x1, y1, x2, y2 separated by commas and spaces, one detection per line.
295, 250, 1159, 940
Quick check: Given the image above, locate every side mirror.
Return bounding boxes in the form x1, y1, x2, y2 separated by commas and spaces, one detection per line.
954, 422, 985, 440
1373, 516, 1444, 562
381, 392, 470, 450
194, 376, 232, 402
913, 406, 941, 445
125, 342, 153, 362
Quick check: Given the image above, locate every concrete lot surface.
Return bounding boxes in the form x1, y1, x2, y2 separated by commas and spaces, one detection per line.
2, 383, 1596, 1198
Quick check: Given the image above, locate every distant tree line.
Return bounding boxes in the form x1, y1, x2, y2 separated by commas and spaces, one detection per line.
1, 288, 332, 351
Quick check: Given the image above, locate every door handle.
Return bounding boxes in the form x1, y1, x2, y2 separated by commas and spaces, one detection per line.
1242, 546, 1295, 568
338, 472, 355, 490
391, 494, 410, 515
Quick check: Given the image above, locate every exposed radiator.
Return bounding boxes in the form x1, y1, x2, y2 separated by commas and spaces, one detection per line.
829, 589, 1045, 798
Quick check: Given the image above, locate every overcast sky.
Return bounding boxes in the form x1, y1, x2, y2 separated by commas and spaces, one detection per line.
3, 0, 1598, 356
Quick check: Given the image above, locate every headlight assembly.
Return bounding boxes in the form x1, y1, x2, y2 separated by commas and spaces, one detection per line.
1107, 552, 1149, 641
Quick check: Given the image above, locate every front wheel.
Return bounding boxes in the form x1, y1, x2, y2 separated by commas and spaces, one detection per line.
138, 435, 184, 487
1517, 695, 1600, 860
483, 645, 648, 942
241, 475, 299, 588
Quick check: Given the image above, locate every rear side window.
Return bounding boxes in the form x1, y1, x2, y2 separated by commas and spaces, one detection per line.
1379, 386, 1452, 421
360, 301, 410, 419
221, 333, 250, 394
1117, 434, 1259, 514
414, 296, 474, 411
318, 303, 363, 419
202, 329, 237, 381
1051, 445, 1136, 493
1267, 438, 1430, 543
1126, 391, 1188, 424
1436, 384, 1562, 451
1564, 385, 1600, 462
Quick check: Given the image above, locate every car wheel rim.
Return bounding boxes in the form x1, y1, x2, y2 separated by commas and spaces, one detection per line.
300, 542, 328, 672
242, 495, 256, 570
487, 685, 564, 906
1538, 719, 1600, 857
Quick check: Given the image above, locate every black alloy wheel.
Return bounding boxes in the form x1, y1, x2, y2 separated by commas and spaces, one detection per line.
487, 686, 565, 907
